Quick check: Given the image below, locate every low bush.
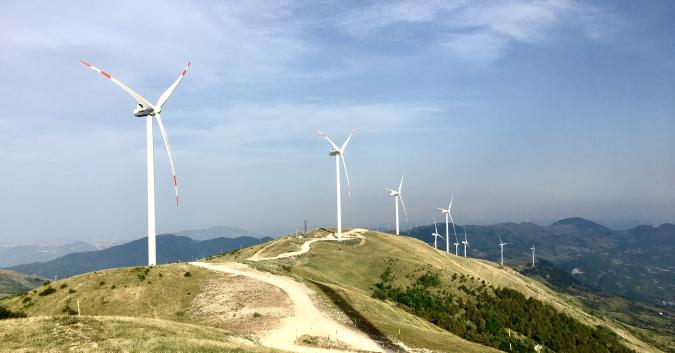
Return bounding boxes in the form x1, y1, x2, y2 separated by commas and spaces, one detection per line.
38, 287, 57, 296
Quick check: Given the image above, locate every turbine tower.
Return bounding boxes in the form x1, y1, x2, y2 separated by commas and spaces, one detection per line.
81, 60, 188, 266
318, 129, 354, 240
431, 216, 443, 249
531, 244, 535, 267
498, 234, 508, 267
438, 194, 457, 253
385, 173, 408, 235
462, 226, 469, 258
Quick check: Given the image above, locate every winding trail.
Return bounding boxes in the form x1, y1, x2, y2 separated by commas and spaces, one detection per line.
248, 228, 367, 262
191, 228, 386, 353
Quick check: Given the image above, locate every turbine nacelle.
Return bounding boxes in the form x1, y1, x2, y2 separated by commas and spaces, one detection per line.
133, 104, 155, 117
328, 148, 341, 156
386, 188, 400, 196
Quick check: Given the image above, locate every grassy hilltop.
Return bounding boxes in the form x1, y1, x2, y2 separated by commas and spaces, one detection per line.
0, 228, 669, 353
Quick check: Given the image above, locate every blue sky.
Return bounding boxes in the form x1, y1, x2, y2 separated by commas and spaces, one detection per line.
1, 0, 674, 244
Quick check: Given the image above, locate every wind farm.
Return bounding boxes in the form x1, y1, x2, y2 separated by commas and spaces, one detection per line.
1, 2, 673, 353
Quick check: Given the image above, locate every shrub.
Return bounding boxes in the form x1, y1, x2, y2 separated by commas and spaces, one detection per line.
61, 305, 77, 315
99, 281, 105, 286
110, 285, 116, 289
38, 287, 56, 296
184, 271, 192, 277
59, 283, 68, 289
22, 297, 32, 303
253, 312, 262, 318
137, 274, 146, 281
68, 288, 77, 294
0, 306, 26, 319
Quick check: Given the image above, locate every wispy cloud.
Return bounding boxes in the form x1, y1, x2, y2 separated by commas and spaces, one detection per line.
338, 0, 618, 65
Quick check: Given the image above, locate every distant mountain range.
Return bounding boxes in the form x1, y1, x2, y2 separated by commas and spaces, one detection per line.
405, 217, 675, 307
0, 241, 97, 267
174, 225, 259, 240
7, 234, 270, 279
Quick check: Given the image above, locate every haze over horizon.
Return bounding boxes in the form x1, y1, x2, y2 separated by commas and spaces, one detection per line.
1, 0, 674, 244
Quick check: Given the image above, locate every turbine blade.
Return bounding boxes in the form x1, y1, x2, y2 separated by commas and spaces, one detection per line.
80, 60, 153, 109
463, 226, 468, 242
340, 155, 351, 197
341, 128, 355, 152
398, 195, 408, 221
433, 216, 438, 234
398, 173, 404, 193
318, 131, 340, 150
156, 62, 190, 110
449, 213, 458, 243
497, 234, 503, 244
155, 113, 179, 206
448, 193, 454, 210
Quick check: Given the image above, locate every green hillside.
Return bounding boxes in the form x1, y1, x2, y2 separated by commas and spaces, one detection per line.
0, 228, 667, 353
0, 269, 44, 297
210, 229, 663, 353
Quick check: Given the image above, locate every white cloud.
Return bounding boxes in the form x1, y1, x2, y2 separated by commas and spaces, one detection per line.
338, 0, 617, 64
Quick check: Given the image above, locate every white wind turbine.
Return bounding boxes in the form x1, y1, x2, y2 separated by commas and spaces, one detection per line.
531, 244, 536, 267
385, 174, 408, 235
498, 234, 508, 266
81, 60, 189, 266
453, 237, 460, 256
462, 226, 469, 258
318, 129, 354, 240
438, 194, 457, 254
431, 216, 444, 250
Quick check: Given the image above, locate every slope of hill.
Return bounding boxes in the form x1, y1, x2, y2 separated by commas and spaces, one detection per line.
405, 218, 675, 307
0, 228, 667, 353
0, 241, 96, 267
518, 259, 674, 352
210, 229, 663, 353
7, 234, 270, 279
0, 269, 44, 297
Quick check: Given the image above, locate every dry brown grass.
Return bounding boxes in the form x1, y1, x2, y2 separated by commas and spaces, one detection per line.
0, 315, 285, 353
0, 263, 205, 323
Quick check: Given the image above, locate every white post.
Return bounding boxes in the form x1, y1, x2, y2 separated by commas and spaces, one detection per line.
147, 116, 156, 266
395, 196, 399, 235
445, 213, 450, 253
335, 155, 341, 239
500, 246, 504, 266
532, 248, 535, 267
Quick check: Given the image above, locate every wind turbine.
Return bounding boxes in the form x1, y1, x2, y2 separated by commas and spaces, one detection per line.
431, 216, 444, 250
385, 173, 408, 235
462, 226, 469, 258
498, 234, 508, 267
81, 60, 188, 266
438, 194, 457, 253
318, 129, 354, 240
531, 244, 536, 267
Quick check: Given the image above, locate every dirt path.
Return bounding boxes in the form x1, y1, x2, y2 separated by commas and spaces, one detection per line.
191, 261, 385, 353
248, 228, 367, 262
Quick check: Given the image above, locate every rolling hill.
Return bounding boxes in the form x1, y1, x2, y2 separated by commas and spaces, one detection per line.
405, 217, 675, 307
0, 228, 670, 352
0, 269, 45, 298
7, 234, 270, 279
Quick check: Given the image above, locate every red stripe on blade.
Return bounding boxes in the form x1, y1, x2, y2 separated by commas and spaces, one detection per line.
100, 71, 111, 79
181, 69, 187, 76
173, 175, 177, 186
176, 196, 179, 206
80, 60, 92, 67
